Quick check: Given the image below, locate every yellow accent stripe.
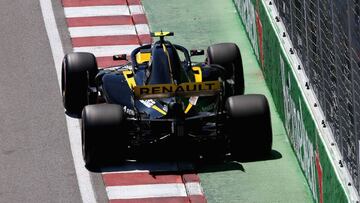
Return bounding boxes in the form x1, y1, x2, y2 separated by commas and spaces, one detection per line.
123, 70, 166, 115
123, 70, 136, 89
152, 105, 166, 115
136, 52, 151, 64
184, 104, 193, 114
192, 66, 202, 83
185, 67, 203, 114
162, 44, 174, 84
184, 104, 193, 113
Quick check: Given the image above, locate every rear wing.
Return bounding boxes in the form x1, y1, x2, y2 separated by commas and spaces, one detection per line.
133, 81, 220, 100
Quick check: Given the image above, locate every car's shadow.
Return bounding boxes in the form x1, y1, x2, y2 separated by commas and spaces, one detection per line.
195, 149, 282, 173
87, 147, 282, 174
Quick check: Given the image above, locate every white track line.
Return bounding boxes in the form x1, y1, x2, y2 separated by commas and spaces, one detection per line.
74, 45, 139, 57
64, 6, 130, 18
135, 24, 150, 35
129, 5, 145, 15
185, 182, 203, 196
106, 183, 187, 199
69, 25, 136, 37
39, 0, 96, 203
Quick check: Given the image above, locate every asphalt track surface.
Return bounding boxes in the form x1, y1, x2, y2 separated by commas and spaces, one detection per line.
0, 0, 82, 202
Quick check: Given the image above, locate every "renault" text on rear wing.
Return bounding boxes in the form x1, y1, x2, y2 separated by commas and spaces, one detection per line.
133, 81, 221, 99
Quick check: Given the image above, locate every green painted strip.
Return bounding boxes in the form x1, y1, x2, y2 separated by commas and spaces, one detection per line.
142, 0, 313, 202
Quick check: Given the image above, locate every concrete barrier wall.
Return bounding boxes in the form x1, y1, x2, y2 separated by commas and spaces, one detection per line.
232, 0, 359, 202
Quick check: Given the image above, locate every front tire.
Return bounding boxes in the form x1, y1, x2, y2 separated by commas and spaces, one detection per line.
225, 94, 272, 159
62, 52, 98, 115
207, 43, 245, 95
81, 104, 128, 168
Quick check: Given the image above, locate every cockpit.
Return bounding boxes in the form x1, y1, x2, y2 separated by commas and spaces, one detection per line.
130, 33, 192, 86
147, 41, 187, 85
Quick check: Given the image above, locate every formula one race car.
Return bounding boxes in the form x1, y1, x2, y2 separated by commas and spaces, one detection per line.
62, 32, 272, 167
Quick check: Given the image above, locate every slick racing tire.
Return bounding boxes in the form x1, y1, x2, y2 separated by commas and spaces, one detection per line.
62, 52, 98, 115
207, 43, 245, 95
81, 104, 128, 168
225, 94, 272, 160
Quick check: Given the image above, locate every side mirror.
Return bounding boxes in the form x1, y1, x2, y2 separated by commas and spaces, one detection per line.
190, 49, 204, 56
113, 54, 127, 61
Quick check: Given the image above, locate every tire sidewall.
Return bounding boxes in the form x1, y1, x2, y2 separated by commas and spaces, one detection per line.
225, 95, 272, 159
207, 43, 245, 96
62, 53, 98, 114
81, 104, 128, 167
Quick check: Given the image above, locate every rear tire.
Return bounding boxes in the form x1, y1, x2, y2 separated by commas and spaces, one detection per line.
62, 52, 98, 115
81, 104, 128, 168
225, 94, 272, 159
207, 43, 244, 95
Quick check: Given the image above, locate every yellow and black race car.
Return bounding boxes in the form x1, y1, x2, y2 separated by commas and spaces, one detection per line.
61, 32, 272, 168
